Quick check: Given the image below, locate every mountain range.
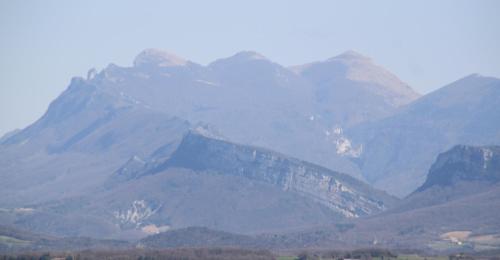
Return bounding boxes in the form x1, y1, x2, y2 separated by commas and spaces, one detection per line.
1, 49, 499, 253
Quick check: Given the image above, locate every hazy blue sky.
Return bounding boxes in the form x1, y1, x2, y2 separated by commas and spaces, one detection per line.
1, 0, 499, 136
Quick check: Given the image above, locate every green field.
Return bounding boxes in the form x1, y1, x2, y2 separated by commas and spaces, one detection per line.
0, 235, 31, 247
277, 254, 449, 260
277, 257, 299, 260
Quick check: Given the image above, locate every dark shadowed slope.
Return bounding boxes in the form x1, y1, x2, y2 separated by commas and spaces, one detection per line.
0, 76, 192, 207
416, 145, 500, 192
394, 145, 500, 212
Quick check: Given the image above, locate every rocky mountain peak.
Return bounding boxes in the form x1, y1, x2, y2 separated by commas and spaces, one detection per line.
446, 73, 499, 90
115, 132, 397, 218
133, 48, 188, 68
292, 50, 419, 112
415, 145, 500, 192
208, 51, 269, 68
229, 51, 267, 61
329, 50, 371, 62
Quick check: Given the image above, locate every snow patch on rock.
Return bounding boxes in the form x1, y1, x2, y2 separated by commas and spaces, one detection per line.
113, 200, 161, 227
195, 79, 219, 86
326, 126, 362, 158
482, 148, 493, 169
141, 224, 171, 235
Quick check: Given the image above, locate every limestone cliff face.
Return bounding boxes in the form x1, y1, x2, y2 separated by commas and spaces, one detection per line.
416, 145, 500, 192
119, 132, 397, 218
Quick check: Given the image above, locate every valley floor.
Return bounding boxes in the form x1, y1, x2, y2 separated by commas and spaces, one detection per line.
2, 249, 499, 260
